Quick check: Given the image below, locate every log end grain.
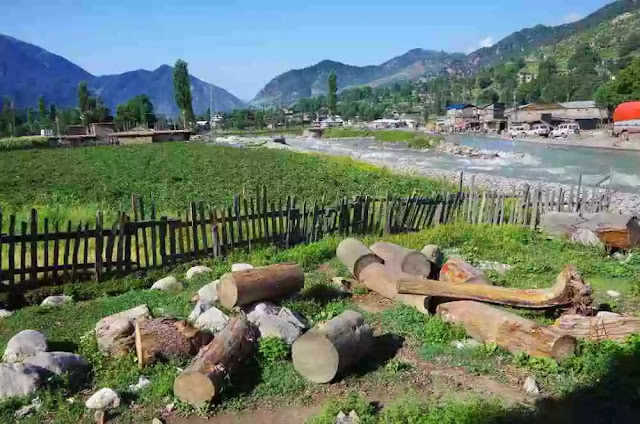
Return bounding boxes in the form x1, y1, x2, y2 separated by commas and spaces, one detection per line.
217, 273, 238, 309
291, 331, 340, 383
402, 252, 432, 278
337, 238, 383, 279
173, 371, 217, 407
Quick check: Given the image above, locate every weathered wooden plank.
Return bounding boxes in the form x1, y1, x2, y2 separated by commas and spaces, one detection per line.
211, 210, 220, 258
105, 221, 117, 273
278, 198, 285, 242
71, 222, 82, 282
42, 218, 49, 281
228, 205, 235, 250
478, 191, 487, 224
262, 186, 269, 243
243, 197, 252, 250
150, 200, 158, 267
590, 185, 598, 213
285, 196, 293, 247
576, 174, 583, 213
29, 209, 38, 283
191, 203, 200, 258
19, 222, 27, 284
492, 191, 501, 225
530, 188, 540, 229
499, 193, 506, 225
199, 202, 208, 254
159, 217, 168, 266
220, 207, 229, 254
51, 221, 59, 281
234, 195, 242, 245
255, 188, 263, 243
62, 221, 71, 281
250, 198, 257, 248
83, 222, 90, 276
139, 197, 150, 269
270, 201, 278, 245
95, 212, 103, 279
169, 220, 177, 263
123, 216, 132, 273
131, 195, 141, 270
184, 209, 192, 259
116, 213, 126, 274
7, 215, 16, 287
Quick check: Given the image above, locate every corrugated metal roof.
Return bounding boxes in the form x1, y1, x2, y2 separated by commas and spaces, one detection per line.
446, 103, 475, 110
559, 101, 597, 109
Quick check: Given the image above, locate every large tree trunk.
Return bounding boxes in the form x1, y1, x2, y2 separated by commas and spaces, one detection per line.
437, 301, 577, 361
134, 318, 212, 368
217, 263, 304, 309
397, 265, 593, 312
173, 316, 257, 407
95, 305, 151, 357
370, 242, 431, 278
292, 310, 373, 383
540, 212, 640, 250
554, 311, 640, 341
337, 238, 383, 280
439, 259, 490, 285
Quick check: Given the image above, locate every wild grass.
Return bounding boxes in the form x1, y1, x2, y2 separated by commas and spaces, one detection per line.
0, 136, 51, 151
322, 128, 443, 148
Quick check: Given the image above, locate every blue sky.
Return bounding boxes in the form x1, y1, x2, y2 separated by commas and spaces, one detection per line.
2, 0, 610, 100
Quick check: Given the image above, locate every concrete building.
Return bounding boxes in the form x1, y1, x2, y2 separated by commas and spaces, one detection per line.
108, 130, 191, 145
445, 103, 480, 131
508, 101, 608, 130
478, 103, 507, 132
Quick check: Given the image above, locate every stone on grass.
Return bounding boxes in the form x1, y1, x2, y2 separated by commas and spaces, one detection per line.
451, 339, 482, 350
278, 307, 306, 329
197, 280, 220, 303
194, 307, 229, 333
128, 376, 151, 392
254, 314, 302, 345
188, 299, 212, 322
3, 330, 48, 363
85, 388, 120, 410
422, 244, 444, 267
523, 376, 540, 395
231, 263, 253, 272
0, 309, 14, 319
14, 397, 42, 418
476, 261, 513, 274
245, 301, 281, 323
41, 295, 73, 307
0, 363, 42, 400
150, 276, 182, 292
186, 266, 213, 280
23, 351, 88, 376
606, 290, 621, 298
95, 305, 151, 357
336, 410, 360, 424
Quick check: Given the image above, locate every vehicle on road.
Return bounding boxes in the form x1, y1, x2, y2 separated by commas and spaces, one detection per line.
551, 123, 580, 138
613, 101, 640, 141
508, 125, 527, 138
526, 123, 551, 137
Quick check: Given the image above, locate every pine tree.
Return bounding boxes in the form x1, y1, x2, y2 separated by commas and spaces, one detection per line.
173, 59, 195, 125
328, 71, 337, 116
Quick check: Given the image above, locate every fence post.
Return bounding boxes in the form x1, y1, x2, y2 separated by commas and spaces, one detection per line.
95, 212, 103, 280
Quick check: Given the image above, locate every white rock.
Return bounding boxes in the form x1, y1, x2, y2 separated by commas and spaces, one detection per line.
451, 339, 482, 350
152, 418, 164, 424
422, 244, 444, 267
85, 388, 120, 410
278, 307, 306, 329
23, 351, 88, 376
336, 410, 360, 424
150, 276, 182, 292
523, 376, 540, 395
255, 314, 302, 345
606, 290, 621, 298
128, 376, 151, 392
41, 295, 73, 307
476, 261, 513, 274
245, 301, 281, 323
231, 263, 253, 272
3, 330, 48, 363
95, 305, 151, 356
165, 403, 175, 413
197, 280, 220, 303
188, 299, 212, 322
0, 363, 42, 400
194, 307, 229, 333
0, 309, 14, 319
14, 397, 42, 418
186, 266, 213, 280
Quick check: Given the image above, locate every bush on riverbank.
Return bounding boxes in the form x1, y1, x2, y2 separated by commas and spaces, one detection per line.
323, 128, 443, 148
0, 136, 50, 151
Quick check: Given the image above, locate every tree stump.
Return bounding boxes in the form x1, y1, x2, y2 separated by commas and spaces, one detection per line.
370, 242, 431, 278
292, 310, 373, 383
336, 238, 383, 280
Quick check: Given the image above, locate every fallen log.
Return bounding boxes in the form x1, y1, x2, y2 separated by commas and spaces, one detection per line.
398, 265, 593, 311
292, 310, 373, 383
173, 316, 257, 406
439, 258, 490, 285
218, 263, 304, 309
337, 238, 383, 279
134, 318, 212, 368
540, 212, 640, 250
437, 301, 577, 361
554, 311, 640, 341
370, 242, 431, 278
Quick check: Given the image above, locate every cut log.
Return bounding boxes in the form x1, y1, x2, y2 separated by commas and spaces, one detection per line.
554, 311, 640, 341
217, 263, 304, 309
292, 310, 373, 383
437, 301, 577, 361
134, 318, 212, 368
540, 212, 640, 250
173, 316, 257, 407
370, 242, 431, 278
358, 262, 431, 314
336, 238, 383, 279
398, 265, 593, 312
439, 258, 490, 285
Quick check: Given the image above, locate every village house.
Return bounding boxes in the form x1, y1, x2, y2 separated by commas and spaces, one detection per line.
508, 101, 609, 130
444, 103, 480, 131
478, 103, 507, 132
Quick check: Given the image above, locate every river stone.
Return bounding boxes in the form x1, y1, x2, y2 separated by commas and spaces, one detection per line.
23, 351, 88, 376
3, 330, 48, 363
0, 309, 14, 319
523, 376, 540, 395
188, 299, 212, 322
278, 307, 306, 330
194, 307, 229, 333
150, 276, 182, 292
41, 295, 73, 307
255, 314, 302, 345
245, 301, 281, 323
0, 363, 42, 400
85, 388, 120, 410
231, 263, 253, 272
197, 280, 220, 303
186, 266, 213, 280
422, 244, 444, 267
95, 305, 150, 357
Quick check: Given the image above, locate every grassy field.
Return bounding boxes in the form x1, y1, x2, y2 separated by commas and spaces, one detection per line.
1, 224, 640, 422
0, 142, 449, 225
322, 128, 443, 148
0, 136, 51, 151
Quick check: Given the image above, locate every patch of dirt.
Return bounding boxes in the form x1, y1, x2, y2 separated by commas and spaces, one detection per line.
352, 292, 396, 313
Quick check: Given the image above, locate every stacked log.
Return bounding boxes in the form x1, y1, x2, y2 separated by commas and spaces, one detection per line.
337, 238, 383, 279
370, 242, 431, 278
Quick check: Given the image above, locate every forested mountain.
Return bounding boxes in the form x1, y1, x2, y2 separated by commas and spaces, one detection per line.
0, 34, 244, 116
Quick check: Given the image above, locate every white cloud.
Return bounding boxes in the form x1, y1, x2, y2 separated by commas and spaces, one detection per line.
564, 12, 581, 23
478, 36, 494, 48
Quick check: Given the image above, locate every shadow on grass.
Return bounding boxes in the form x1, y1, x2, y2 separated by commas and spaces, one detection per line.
346, 333, 405, 379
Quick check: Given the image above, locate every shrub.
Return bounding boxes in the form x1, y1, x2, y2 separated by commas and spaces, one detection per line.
257, 337, 290, 365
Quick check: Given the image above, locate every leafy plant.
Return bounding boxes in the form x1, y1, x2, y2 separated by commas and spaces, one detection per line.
257, 337, 290, 365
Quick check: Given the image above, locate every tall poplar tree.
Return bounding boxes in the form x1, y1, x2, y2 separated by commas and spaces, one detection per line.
173, 59, 195, 125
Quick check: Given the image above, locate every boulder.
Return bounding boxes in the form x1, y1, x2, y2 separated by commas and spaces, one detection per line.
0, 309, 14, 319
150, 276, 182, 292
523, 376, 540, 395
278, 307, 306, 330
197, 280, 220, 303
0, 363, 42, 400
95, 305, 150, 357
194, 306, 229, 333
254, 314, 302, 345
231, 263, 254, 272
3, 330, 48, 363
23, 351, 88, 376
245, 301, 281, 323
85, 388, 120, 410
336, 410, 361, 424
422, 244, 444, 267
186, 266, 213, 280
41, 295, 73, 307
188, 299, 212, 322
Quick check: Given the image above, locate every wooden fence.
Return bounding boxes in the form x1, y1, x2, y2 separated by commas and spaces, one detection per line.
0, 183, 611, 294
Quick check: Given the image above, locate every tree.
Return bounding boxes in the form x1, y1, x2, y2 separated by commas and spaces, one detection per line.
476, 73, 492, 89
38, 96, 47, 125
619, 32, 640, 57
173, 59, 195, 125
327, 71, 337, 115
567, 44, 600, 75
115, 95, 156, 130
595, 58, 640, 111
77, 81, 90, 112
477, 88, 499, 105
49, 104, 57, 122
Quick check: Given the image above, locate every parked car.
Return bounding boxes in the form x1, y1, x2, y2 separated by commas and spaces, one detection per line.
551, 123, 580, 138
612, 101, 640, 141
526, 123, 551, 137
508, 125, 527, 138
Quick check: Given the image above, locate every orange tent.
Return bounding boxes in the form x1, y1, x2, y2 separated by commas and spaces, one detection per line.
613, 101, 640, 122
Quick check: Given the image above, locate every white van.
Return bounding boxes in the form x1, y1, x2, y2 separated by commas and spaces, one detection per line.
551, 123, 580, 138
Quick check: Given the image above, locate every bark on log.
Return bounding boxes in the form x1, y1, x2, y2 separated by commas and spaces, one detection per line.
439, 258, 490, 285
173, 316, 257, 407
217, 263, 304, 309
292, 310, 373, 383
437, 301, 577, 361
336, 238, 383, 280
370, 242, 431, 278
554, 311, 640, 341
397, 265, 593, 312
134, 318, 212, 368
540, 212, 640, 250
